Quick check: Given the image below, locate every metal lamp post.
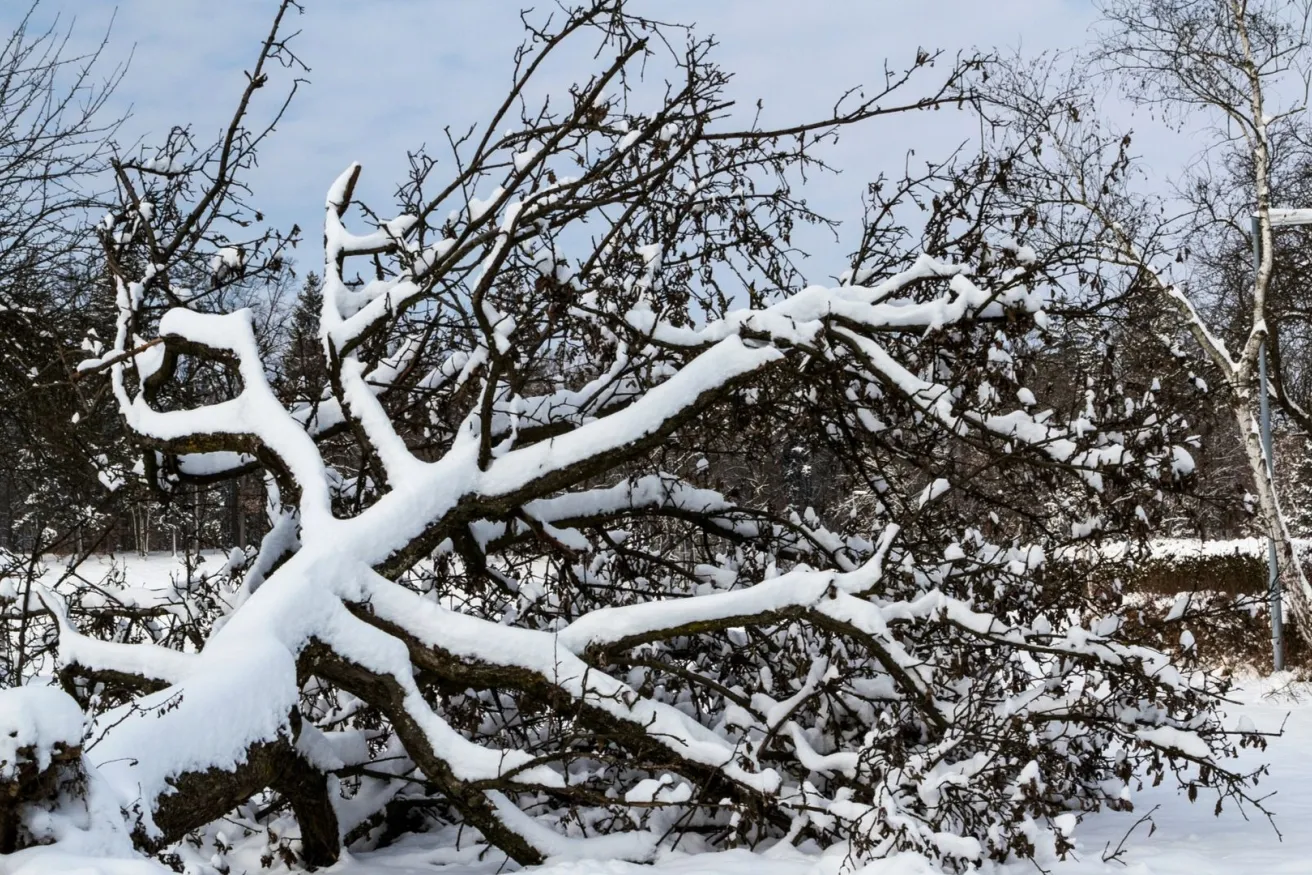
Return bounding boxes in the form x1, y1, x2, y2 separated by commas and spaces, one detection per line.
1249, 208, 1312, 671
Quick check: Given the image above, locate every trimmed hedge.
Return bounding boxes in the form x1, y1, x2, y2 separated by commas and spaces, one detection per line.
1060, 546, 1306, 673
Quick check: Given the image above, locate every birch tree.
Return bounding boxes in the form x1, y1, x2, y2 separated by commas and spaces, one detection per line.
987, 0, 1312, 639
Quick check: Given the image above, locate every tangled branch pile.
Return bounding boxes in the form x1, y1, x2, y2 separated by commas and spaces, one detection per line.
1, 3, 1268, 872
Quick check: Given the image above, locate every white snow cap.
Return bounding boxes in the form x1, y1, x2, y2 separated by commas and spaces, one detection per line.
0, 686, 84, 780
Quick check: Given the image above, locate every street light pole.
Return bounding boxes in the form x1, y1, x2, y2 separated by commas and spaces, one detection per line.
1252, 214, 1284, 671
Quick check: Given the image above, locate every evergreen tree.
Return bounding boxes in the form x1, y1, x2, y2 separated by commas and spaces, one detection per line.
280, 271, 325, 405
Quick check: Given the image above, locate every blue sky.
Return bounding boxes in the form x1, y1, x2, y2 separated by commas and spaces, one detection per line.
6, 1, 1194, 282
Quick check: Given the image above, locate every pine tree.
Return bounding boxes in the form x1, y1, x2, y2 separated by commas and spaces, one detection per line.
281, 271, 325, 405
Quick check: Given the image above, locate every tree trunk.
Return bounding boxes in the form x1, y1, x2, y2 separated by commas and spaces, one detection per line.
1231, 393, 1312, 641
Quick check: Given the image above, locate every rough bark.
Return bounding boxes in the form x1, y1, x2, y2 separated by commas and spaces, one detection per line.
136, 720, 339, 869
0, 742, 81, 853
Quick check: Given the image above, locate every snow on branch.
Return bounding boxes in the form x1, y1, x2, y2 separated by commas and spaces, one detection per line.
60, 2, 1259, 871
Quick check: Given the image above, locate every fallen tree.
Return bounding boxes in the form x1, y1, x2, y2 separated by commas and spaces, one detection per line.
2, 2, 1272, 872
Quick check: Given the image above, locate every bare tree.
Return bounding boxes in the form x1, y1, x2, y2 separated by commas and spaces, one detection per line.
0, 3, 129, 685
3, 3, 1269, 872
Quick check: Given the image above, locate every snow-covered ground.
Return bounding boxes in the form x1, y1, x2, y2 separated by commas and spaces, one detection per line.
1040, 677, 1311, 875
